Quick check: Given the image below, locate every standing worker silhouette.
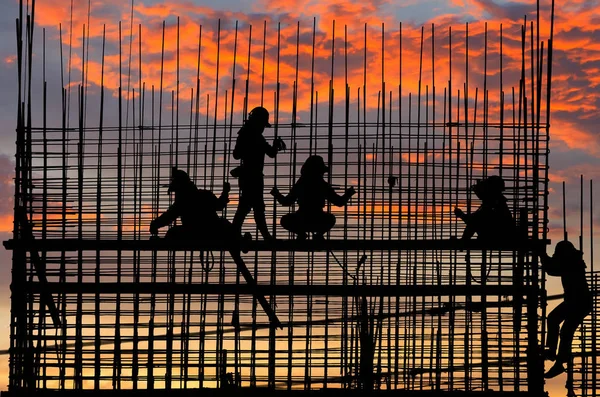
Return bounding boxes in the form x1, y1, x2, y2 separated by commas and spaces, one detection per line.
270, 155, 355, 240
454, 175, 515, 242
150, 168, 282, 328
231, 106, 286, 240
541, 240, 592, 378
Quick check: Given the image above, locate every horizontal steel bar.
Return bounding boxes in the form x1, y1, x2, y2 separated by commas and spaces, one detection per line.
0, 389, 549, 397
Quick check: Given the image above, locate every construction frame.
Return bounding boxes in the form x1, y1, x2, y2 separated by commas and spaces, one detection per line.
5, 1, 597, 395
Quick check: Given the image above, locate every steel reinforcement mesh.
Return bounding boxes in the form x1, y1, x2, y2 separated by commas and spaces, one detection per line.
8, 4, 555, 393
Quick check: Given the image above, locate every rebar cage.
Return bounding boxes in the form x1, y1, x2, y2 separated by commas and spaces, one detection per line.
6, 3, 565, 394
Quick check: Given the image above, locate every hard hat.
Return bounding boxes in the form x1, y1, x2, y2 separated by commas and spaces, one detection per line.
301, 155, 329, 176
486, 175, 506, 192
248, 106, 272, 128
168, 167, 192, 193
554, 240, 577, 257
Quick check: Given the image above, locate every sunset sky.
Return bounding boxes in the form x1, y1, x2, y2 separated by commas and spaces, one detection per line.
0, 0, 599, 395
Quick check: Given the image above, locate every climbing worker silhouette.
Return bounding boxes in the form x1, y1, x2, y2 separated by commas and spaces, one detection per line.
231, 106, 286, 240
270, 155, 355, 240
150, 168, 282, 328
541, 240, 592, 378
454, 175, 515, 241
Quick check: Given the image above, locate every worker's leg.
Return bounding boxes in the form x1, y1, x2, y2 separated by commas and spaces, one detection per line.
253, 205, 272, 240
462, 210, 485, 240
164, 225, 187, 240
214, 218, 250, 253
556, 303, 592, 363
312, 212, 336, 240
546, 302, 568, 360
216, 218, 238, 242
544, 301, 571, 379
249, 179, 272, 240
281, 212, 306, 240
320, 212, 336, 233
232, 195, 252, 233
461, 219, 477, 240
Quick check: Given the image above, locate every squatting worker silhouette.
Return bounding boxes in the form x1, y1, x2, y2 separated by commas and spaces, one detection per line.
149, 168, 282, 328
454, 175, 515, 241
270, 155, 355, 240
231, 106, 286, 240
541, 240, 592, 379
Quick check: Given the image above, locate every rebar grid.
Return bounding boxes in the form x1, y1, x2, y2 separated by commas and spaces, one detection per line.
8, 1, 560, 394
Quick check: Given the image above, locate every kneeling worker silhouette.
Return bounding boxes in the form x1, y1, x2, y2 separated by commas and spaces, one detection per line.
270, 155, 355, 240
454, 175, 515, 241
150, 168, 232, 240
541, 240, 592, 378
150, 168, 282, 329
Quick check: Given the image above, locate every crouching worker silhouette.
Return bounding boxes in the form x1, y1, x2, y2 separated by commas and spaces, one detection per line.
231, 106, 286, 240
541, 240, 592, 378
454, 175, 515, 242
150, 168, 282, 329
149, 168, 233, 241
270, 155, 355, 240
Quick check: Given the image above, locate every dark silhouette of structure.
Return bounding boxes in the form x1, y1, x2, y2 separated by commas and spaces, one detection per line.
454, 176, 515, 241
271, 155, 355, 240
231, 106, 286, 240
541, 240, 593, 379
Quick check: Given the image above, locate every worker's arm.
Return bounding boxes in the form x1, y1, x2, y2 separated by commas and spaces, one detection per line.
264, 136, 279, 158
215, 182, 231, 211
327, 185, 356, 207
540, 253, 562, 276
264, 136, 286, 158
150, 204, 179, 234
270, 186, 296, 206
233, 131, 244, 160
454, 207, 468, 222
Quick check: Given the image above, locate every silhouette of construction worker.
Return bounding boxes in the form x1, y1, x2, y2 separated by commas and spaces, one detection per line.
541, 240, 592, 378
454, 175, 515, 241
150, 168, 282, 328
150, 168, 232, 240
270, 155, 355, 240
231, 106, 285, 240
